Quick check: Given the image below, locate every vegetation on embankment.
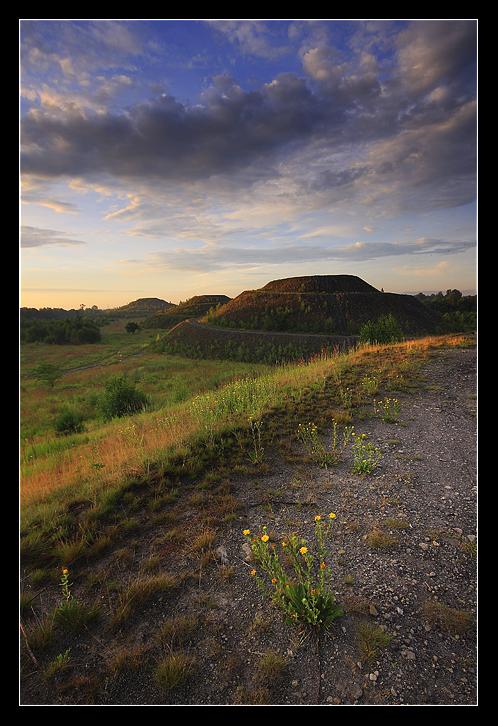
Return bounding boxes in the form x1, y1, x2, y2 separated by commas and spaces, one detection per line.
143, 295, 232, 330
21, 334, 471, 540
158, 320, 357, 363
205, 275, 439, 335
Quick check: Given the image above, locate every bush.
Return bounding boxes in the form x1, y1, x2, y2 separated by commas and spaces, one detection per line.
99, 376, 149, 420
359, 314, 403, 345
54, 409, 85, 435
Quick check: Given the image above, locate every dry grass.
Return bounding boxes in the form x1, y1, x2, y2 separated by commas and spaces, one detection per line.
364, 527, 399, 549
253, 651, 288, 686
421, 600, 472, 634
112, 573, 178, 627
154, 652, 196, 692
157, 615, 198, 647
356, 621, 392, 662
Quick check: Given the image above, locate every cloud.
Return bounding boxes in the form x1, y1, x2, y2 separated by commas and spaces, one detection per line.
131, 237, 474, 273
213, 21, 289, 59
21, 225, 87, 248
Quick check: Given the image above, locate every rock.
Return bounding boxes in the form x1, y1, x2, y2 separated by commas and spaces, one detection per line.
467, 534, 476, 543
419, 542, 429, 551
369, 673, 378, 682
369, 604, 379, 617
338, 548, 346, 555
215, 546, 229, 565
241, 542, 253, 562
291, 680, 299, 688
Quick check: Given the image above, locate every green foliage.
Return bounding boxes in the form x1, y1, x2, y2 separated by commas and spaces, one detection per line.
351, 432, 382, 474
99, 376, 149, 420
32, 362, 63, 388
359, 314, 404, 345
22, 316, 101, 344
296, 419, 354, 468
373, 397, 400, 423
54, 408, 85, 435
245, 517, 343, 628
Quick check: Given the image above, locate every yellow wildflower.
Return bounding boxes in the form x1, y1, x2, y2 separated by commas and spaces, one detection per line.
299, 546, 308, 555
271, 578, 277, 585
282, 541, 287, 548
243, 529, 251, 536
320, 562, 326, 570
261, 534, 269, 542
62, 567, 69, 575
329, 512, 336, 519
250, 569, 256, 576
314, 515, 322, 522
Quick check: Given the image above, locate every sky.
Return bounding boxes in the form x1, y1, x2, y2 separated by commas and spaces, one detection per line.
20, 19, 477, 309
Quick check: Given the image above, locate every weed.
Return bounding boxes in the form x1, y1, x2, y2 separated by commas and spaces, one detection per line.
356, 621, 392, 662
248, 417, 265, 465
351, 433, 382, 474
360, 375, 380, 397
374, 397, 401, 423
296, 420, 353, 469
244, 514, 343, 628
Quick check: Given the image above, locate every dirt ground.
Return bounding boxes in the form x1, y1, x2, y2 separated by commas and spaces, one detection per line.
21, 345, 477, 705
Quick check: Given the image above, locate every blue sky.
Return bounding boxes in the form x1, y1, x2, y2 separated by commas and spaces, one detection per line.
21, 19, 477, 308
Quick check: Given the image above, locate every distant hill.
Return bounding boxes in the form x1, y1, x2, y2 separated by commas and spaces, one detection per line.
205, 275, 439, 335
143, 295, 231, 329
108, 297, 175, 318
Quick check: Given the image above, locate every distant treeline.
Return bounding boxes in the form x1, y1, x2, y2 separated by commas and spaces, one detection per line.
415, 290, 476, 332
20, 306, 105, 321
21, 316, 102, 344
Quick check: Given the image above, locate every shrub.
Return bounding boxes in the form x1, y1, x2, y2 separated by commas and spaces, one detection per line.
54, 408, 85, 435
99, 376, 149, 420
359, 314, 403, 345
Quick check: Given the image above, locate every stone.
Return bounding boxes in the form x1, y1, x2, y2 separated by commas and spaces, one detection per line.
369, 673, 378, 682
369, 604, 379, 617
419, 542, 429, 551
241, 542, 253, 562
215, 546, 229, 565
467, 534, 476, 543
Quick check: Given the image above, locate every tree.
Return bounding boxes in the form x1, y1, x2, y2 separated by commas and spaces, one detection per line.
125, 321, 140, 334
32, 362, 63, 388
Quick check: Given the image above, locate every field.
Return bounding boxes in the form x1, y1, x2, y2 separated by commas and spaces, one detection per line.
20, 320, 272, 504
20, 332, 476, 705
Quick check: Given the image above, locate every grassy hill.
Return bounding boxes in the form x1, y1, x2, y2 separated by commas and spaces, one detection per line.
206, 275, 439, 335
143, 295, 231, 329
108, 297, 176, 319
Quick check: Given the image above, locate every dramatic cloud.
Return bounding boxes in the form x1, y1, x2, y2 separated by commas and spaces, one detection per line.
135, 237, 474, 272
21, 226, 86, 248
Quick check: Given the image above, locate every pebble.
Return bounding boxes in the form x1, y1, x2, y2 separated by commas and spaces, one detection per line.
419, 542, 429, 551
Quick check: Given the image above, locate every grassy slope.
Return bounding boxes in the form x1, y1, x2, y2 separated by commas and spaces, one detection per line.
20, 334, 474, 705
21, 322, 272, 503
